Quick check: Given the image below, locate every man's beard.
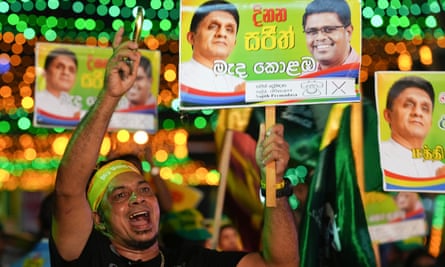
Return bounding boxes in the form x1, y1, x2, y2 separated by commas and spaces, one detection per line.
125, 233, 158, 250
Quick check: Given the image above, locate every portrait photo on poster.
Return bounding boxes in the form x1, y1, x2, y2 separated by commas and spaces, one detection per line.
33, 43, 161, 133
375, 71, 445, 192
178, 0, 362, 110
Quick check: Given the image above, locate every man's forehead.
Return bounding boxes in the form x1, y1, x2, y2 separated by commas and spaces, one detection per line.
107, 172, 147, 188
203, 11, 237, 24
52, 55, 76, 65
399, 87, 432, 100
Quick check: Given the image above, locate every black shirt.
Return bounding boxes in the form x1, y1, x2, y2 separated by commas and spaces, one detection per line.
50, 229, 247, 267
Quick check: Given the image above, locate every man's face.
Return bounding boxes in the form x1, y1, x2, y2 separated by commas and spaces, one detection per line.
99, 172, 160, 250
218, 227, 242, 251
125, 66, 152, 106
187, 11, 237, 67
304, 12, 352, 70
45, 55, 77, 93
384, 87, 433, 147
396, 192, 417, 212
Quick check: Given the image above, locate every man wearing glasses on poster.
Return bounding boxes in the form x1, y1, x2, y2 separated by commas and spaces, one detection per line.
302, 0, 359, 72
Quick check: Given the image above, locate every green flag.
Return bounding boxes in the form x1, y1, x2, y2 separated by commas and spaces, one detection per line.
299, 104, 377, 267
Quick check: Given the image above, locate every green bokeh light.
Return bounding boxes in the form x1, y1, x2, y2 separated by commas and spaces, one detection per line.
386, 7, 397, 17
73, 1, 85, 13
425, 15, 437, 28
421, 3, 430, 14
433, 28, 445, 39
85, 19, 97, 31
429, 2, 441, 13
46, 16, 58, 28
160, 19, 171, 31
53, 128, 65, 133
410, 4, 421, 16
386, 25, 398, 36
389, 16, 399, 27
17, 117, 31, 130
75, 18, 86, 30
371, 14, 384, 28
0, 121, 11, 134
390, 0, 401, 9
143, 20, 153, 31
398, 5, 409, 16
201, 110, 214, 115
362, 7, 374, 18
113, 0, 124, 6
48, 0, 60, 10
399, 16, 410, 28
170, 8, 179, 20
97, 5, 108, 16
35, 1, 46, 11
151, 0, 162, 10
125, 0, 137, 8
109, 5, 120, 17
162, 119, 176, 130
57, 18, 67, 29
0, 2, 9, 13
24, 28, 36, 39
44, 29, 57, 41
16, 21, 27, 32
146, 8, 156, 19
164, 0, 175, 10
112, 19, 124, 30
120, 6, 132, 18
22, 1, 34, 12
377, 0, 389, 9
37, 16, 46, 26
85, 3, 96, 15
10, 1, 22, 13
158, 9, 169, 20
194, 117, 207, 129
8, 14, 19, 25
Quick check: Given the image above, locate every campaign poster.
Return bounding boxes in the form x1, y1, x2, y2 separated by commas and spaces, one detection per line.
179, 0, 362, 110
375, 71, 445, 192
365, 191, 427, 244
34, 43, 160, 133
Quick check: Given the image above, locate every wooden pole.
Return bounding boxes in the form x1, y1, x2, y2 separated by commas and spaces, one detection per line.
210, 130, 234, 249
265, 106, 276, 207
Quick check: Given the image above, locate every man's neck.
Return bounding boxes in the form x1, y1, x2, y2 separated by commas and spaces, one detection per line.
111, 240, 160, 262
46, 87, 62, 98
391, 135, 424, 149
319, 46, 352, 70
192, 55, 216, 69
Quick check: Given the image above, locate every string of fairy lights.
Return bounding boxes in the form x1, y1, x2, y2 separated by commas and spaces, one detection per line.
0, 0, 445, 190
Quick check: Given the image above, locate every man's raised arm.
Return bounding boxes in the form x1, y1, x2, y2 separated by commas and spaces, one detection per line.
51, 28, 141, 261
238, 123, 299, 267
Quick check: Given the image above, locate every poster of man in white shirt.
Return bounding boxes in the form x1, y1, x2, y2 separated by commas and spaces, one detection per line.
375, 71, 445, 192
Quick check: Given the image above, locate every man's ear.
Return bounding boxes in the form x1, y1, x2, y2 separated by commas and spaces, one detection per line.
383, 108, 391, 124
93, 212, 106, 231
186, 32, 195, 46
345, 25, 353, 41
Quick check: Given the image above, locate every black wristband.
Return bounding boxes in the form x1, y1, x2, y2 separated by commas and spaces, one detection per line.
260, 178, 293, 198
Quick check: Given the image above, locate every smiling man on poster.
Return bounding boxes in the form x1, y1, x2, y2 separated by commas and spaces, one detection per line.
180, 0, 245, 94
302, 0, 359, 73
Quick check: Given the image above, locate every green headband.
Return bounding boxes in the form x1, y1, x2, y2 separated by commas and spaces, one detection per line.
87, 160, 140, 212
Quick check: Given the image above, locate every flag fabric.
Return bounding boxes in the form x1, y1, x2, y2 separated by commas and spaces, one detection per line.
214, 108, 263, 252
299, 104, 377, 266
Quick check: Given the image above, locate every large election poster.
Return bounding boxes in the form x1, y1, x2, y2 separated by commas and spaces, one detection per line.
375, 71, 445, 192
179, 0, 361, 109
34, 43, 160, 132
